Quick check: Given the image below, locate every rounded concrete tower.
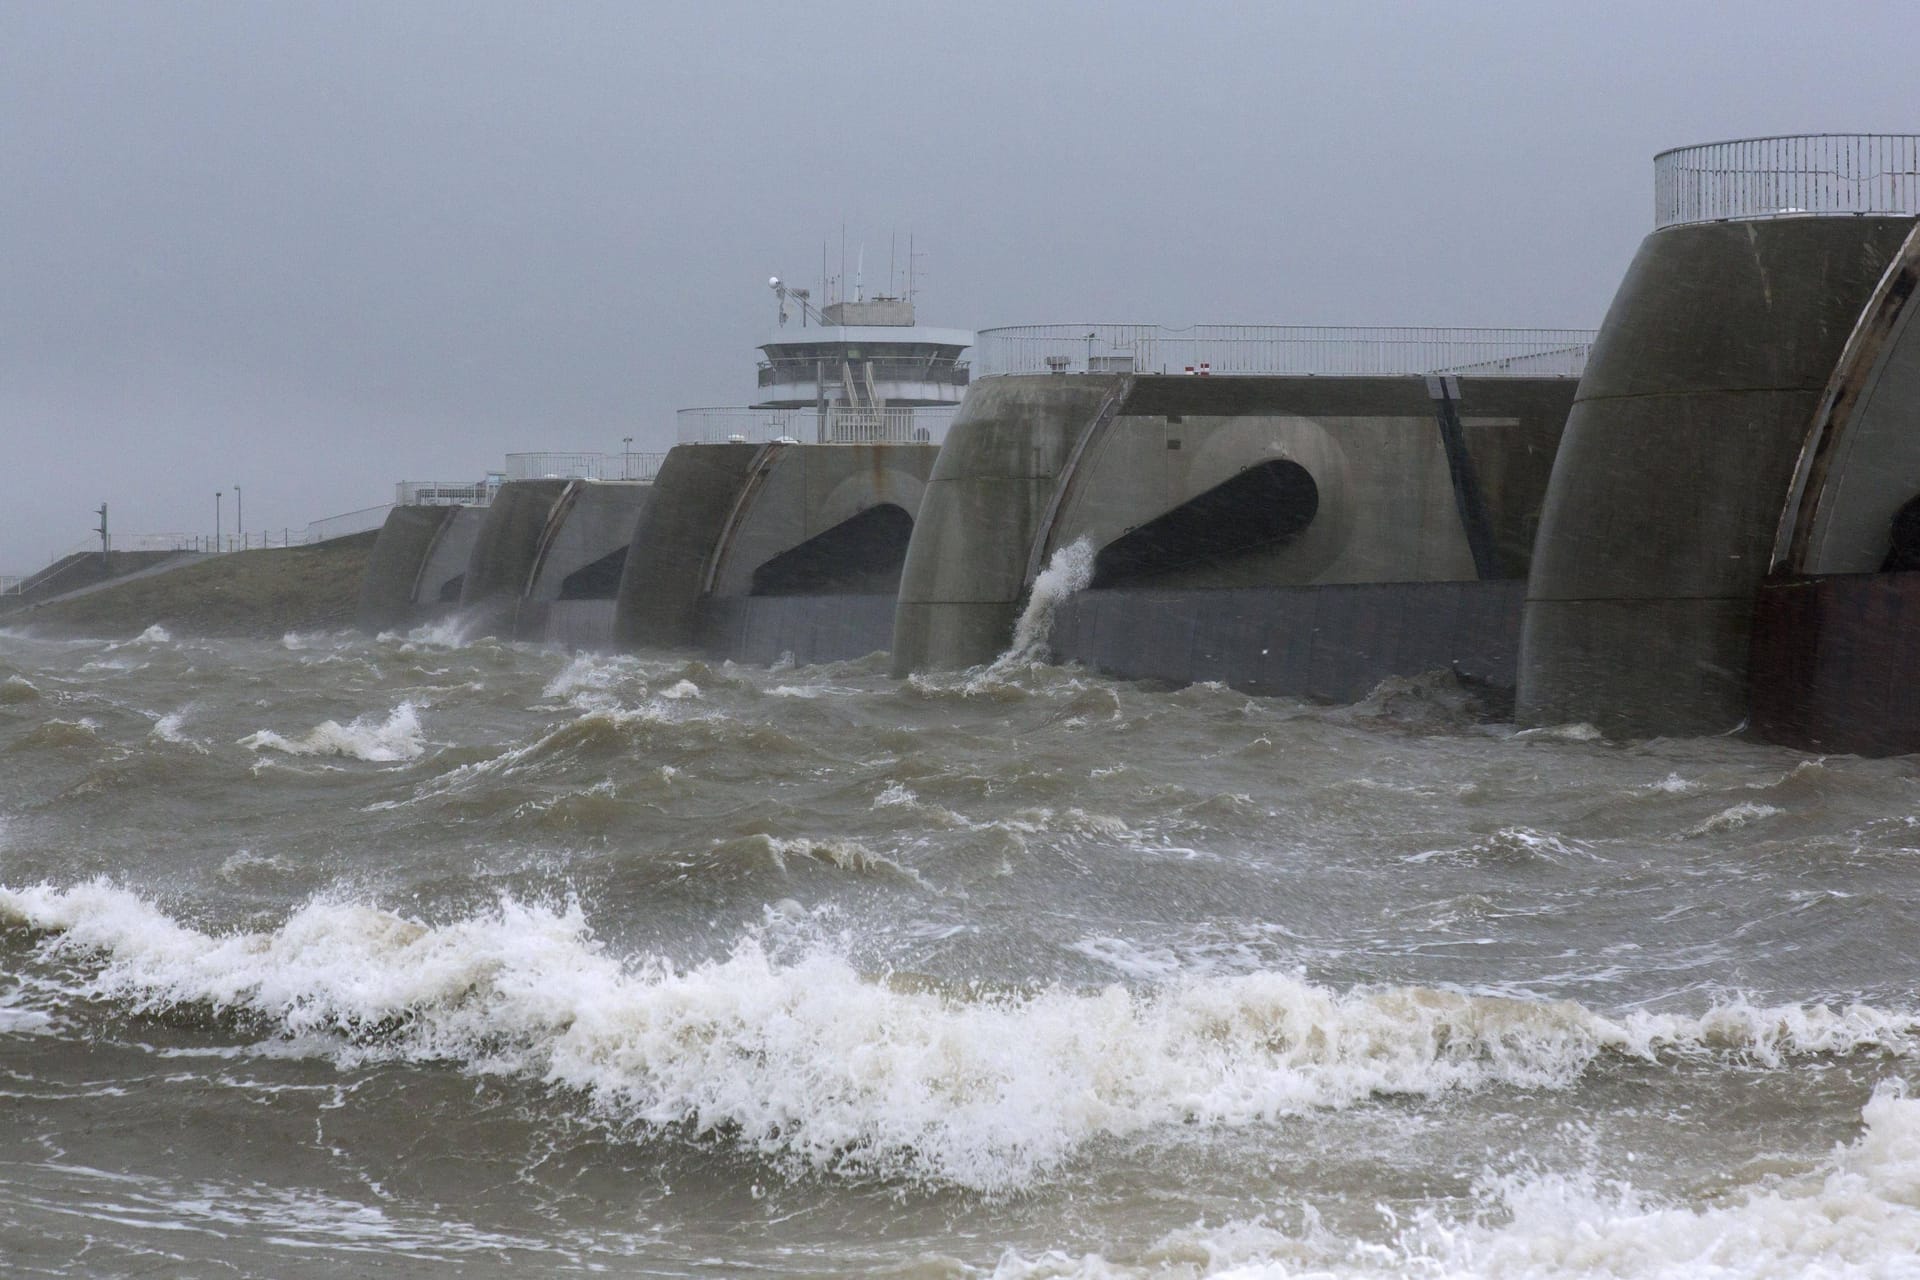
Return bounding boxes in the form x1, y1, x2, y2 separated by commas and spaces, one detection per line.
1517, 135, 1920, 735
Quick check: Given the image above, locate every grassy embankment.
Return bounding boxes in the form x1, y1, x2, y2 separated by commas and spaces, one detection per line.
21, 532, 377, 639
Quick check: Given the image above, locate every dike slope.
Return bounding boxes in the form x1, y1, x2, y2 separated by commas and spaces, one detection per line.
17, 533, 377, 639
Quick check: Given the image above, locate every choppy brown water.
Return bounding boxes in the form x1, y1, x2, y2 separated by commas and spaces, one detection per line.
2, 620, 1919, 1278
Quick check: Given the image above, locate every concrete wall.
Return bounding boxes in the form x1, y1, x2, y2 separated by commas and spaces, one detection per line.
414, 507, 487, 612
517, 481, 652, 643
1054, 581, 1524, 704
446, 479, 651, 642
459, 478, 571, 635
356, 504, 488, 633
1517, 215, 1917, 735
893, 372, 1573, 677
892, 374, 1128, 673
1750, 573, 1920, 755
614, 441, 939, 663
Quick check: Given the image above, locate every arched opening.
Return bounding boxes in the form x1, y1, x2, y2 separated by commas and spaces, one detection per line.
435, 573, 465, 603
560, 546, 629, 599
750, 503, 915, 596
1092, 459, 1319, 589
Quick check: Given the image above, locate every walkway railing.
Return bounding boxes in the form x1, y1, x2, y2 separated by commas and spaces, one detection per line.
395, 480, 500, 507
757, 357, 971, 389
305, 504, 394, 543
1654, 135, 1920, 228
677, 405, 958, 445
502, 452, 665, 482
972, 324, 1596, 378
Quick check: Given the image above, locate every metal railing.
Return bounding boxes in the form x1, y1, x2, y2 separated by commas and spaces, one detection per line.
1, 575, 23, 596
758, 357, 971, 388
502, 452, 665, 482
305, 504, 394, 544
1654, 135, 1920, 228
676, 404, 958, 445
395, 479, 501, 507
973, 324, 1596, 378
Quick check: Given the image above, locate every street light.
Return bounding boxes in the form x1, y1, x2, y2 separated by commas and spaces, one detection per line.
215, 490, 223, 551
622, 436, 634, 479
234, 484, 243, 546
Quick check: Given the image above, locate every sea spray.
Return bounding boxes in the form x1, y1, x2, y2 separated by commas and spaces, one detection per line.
979, 538, 1095, 681
4, 881, 1917, 1192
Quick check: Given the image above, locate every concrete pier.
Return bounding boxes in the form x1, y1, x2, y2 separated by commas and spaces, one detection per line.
1517, 204, 1916, 734
614, 440, 937, 664
357, 504, 486, 633
893, 366, 1578, 697
359, 479, 650, 642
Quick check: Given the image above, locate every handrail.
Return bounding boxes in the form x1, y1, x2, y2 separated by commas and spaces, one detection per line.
676, 404, 958, 445
502, 452, 664, 482
972, 324, 1596, 378
1653, 134, 1920, 228
305, 504, 394, 543
396, 480, 500, 506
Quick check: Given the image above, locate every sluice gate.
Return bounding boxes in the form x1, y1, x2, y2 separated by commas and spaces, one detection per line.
892, 334, 1587, 701
614, 441, 938, 665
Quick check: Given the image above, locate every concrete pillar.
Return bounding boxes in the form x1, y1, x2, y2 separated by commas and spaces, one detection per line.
1517, 214, 1916, 734
358, 505, 458, 633
890, 374, 1126, 673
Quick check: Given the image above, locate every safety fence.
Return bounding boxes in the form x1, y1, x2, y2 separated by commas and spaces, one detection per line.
972, 324, 1596, 379
304, 504, 394, 543
676, 405, 958, 445
757, 356, 971, 389
1654, 135, 1920, 228
395, 479, 500, 507
502, 452, 665, 482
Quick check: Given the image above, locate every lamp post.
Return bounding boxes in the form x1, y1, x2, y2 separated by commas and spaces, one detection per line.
622, 436, 634, 479
215, 490, 223, 550
234, 484, 243, 547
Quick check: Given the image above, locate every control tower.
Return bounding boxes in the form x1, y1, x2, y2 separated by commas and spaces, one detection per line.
754, 277, 973, 442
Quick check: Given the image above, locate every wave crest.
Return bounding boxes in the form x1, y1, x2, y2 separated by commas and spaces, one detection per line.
4, 882, 1916, 1193
238, 702, 424, 762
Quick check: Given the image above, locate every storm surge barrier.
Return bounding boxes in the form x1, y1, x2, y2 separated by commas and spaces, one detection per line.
972, 325, 1595, 379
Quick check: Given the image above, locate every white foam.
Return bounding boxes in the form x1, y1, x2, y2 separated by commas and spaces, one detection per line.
133, 624, 172, 644
1683, 801, 1784, 839
381, 615, 477, 650
1513, 723, 1604, 742
3, 881, 1916, 1193
148, 707, 203, 748
994, 1087, 1920, 1278
238, 702, 424, 763
540, 651, 641, 706
0, 989, 55, 1036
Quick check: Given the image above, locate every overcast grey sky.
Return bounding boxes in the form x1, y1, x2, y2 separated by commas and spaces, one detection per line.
3, 0, 1915, 570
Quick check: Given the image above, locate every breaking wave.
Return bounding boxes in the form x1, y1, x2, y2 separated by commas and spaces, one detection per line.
3, 881, 1915, 1193
991, 1086, 1920, 1278
238, 702, 425, 762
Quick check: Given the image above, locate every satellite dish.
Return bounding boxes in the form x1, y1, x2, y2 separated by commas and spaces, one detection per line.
769, 276, 781, 290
